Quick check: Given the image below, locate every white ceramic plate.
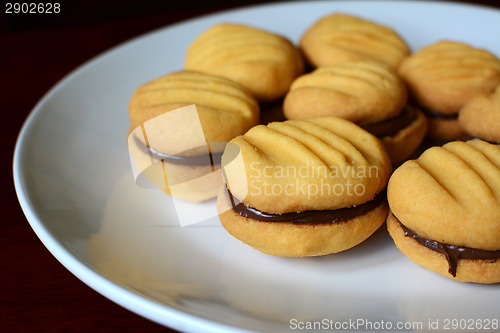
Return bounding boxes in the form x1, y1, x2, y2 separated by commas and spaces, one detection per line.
14, 1, 500, 332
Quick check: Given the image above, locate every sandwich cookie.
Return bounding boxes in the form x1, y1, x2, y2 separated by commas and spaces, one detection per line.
300, 13, 410, 70
185, 23, 304, 102
128, 70, 260, 202
387, 140, 500, 283
217, 116, 392, 256
398, 41, 500, 141
283, 61, 427, 164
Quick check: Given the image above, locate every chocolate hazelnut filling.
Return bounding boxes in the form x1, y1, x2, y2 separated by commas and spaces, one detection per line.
226, 188, 386, 224
420, 106, 458, 119
361, 106, 416, 138
148, 146, 223, 166
397, 218, 500, 277
134, 135, 223, 166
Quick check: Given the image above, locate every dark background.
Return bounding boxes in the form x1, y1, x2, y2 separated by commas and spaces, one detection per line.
2, 1, 499, 332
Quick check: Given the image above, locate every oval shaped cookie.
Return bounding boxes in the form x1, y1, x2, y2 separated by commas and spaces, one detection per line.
129, 70, 260, 154
128, 70, 260, 202
185, 23, 304, 102
223, 116, 392, 214
388, 140, 500, 250
300, 13, 410, 69
283, 61, 407, 124
398, 40, 500, 115
218, 116, 391, 257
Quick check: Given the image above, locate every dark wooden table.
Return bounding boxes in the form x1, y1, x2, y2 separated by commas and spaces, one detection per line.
2, 1, 499, 332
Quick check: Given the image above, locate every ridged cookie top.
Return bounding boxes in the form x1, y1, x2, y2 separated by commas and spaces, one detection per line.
388, 140, 500, 250
300, 13, 410, 69
283, 61, 407, 123
223, 116, 391, 214
398, 41, 500, 114
185, 23, 304, 102
129, 71, 260, 154
459, 85, 500, 143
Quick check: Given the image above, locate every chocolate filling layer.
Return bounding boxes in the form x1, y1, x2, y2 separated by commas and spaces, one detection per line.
148, 146, 223, 166
420, 107, 458, 119
134, 135, 223, 166
361, 106, 416, 138
227, 189, 386, 224
398, 219, 500, 277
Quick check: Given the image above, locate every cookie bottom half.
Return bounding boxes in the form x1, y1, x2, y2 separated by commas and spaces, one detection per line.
387, 212, 500, 284
217, 186, 388, 257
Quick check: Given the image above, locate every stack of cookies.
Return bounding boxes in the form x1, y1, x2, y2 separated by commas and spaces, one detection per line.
126, 11, 500, 283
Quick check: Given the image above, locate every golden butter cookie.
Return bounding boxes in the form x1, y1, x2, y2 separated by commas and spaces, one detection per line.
185, 23, 304, 102
398, 41, 500, 140
458, 85, 500, 143
128, 70, 260, 202
217, 116, 392, 256
387, 140, 500, 283
284, 62, 406, 123
283, 61, 426, 164
300, 13, 410, 70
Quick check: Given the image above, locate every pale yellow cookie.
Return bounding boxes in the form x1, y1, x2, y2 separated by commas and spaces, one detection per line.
284, 61, 407, 123
459, 85, 500, 143
399, 41, 500, 115
129, 71, 259, 147
128, 70, 260, 202
387, 140, 500, 283
185, 23, 304, 102
224, 116, 391, 214
217, 116, 392, 257
398, 41, 500, 140
300, 13, 410, 70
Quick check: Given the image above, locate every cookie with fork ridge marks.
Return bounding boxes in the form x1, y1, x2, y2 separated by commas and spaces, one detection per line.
185, 23, 304, 102
217, 116, 392, 256
128, 70, 260, 202
398, 40, 500, 140
387, 140, 500, 283
300, 13, 410, 70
